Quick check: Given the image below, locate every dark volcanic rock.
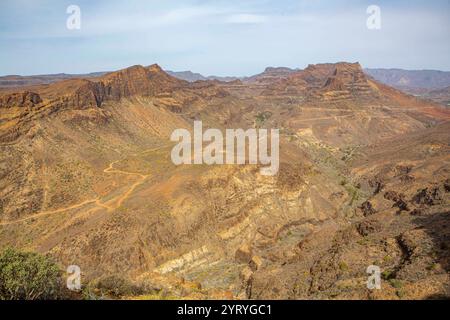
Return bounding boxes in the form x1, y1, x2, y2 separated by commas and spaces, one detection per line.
356, 219, 382, 236
412, 188, 442, 206
384, 191, 409, 213
359, 201, 376, 216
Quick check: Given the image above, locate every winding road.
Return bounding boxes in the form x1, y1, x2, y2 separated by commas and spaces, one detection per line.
0, 146, 167, 226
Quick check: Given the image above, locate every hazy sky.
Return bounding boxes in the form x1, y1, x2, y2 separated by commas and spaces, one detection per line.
1, 0, 449, 76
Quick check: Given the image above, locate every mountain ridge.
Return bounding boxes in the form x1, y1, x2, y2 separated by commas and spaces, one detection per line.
364, 68, 450, 92
1, 61, 449, 300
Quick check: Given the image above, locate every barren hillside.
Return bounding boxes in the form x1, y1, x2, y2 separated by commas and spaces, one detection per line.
0, 62, 449, 299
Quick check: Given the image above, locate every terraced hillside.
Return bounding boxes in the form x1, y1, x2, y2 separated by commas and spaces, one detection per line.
0, 62, 449, 299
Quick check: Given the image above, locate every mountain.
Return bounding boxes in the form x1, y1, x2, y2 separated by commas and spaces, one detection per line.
364, 68, 450, 106
0, 62, 449, 300
166, 70, 240, 83
251, 121, 450, 299
253, 62, 443, 112
0, 64, 190, 142
0, 69, 240, 88
166, 70, 208, 82
0, 72, 108, 89
245, 66, 298, 83
364, 68, 450, 90
4, 66, 450, 100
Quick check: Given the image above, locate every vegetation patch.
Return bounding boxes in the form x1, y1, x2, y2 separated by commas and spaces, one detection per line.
0, 247, 64, 300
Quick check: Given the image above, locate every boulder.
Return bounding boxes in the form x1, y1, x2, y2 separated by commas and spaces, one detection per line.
249, 256, 263, 271
235, 244, 253, 264
359, 201, 376, 216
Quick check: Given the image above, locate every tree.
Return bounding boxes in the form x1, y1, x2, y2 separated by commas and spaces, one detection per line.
0, 247, 64, 300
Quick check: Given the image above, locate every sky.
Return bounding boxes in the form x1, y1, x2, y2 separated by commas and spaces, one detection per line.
0, 0, 449, 76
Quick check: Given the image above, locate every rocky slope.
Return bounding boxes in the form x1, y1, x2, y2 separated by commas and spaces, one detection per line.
424, 86, 450, 107
0, 64, 230, 142
0, 62, 449, 300
250, 122, 450, 299
259, 63, 434, 106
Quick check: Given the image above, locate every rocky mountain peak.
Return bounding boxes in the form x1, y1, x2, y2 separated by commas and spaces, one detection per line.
147, 63, 164, 73
67, 64, 186, 109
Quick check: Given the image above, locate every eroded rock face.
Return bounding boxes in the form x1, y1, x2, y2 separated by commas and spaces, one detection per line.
360, 201, 376, 217
0, 64, 191, 143
64, 64, 187, 109
320, 63, 378, 102
260, 62, 382, 104
0, 65, 186, 111
235, 244, 253, 264
100, 64, 185, 101
356, 219, 382, 236
412, 187, 443, 206
249, 256, 263, 271
0, 62, 449, 300
0, 91, 42, 108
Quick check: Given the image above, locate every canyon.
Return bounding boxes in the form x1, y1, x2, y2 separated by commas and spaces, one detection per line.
0, 61, 449, 299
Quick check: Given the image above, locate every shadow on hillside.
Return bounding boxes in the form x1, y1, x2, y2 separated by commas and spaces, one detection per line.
412, 210, 450, 300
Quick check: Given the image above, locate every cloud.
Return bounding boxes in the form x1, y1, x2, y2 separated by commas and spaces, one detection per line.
225, 14, 268, 24
1, 0, 449, 75
151, 7, 222, 25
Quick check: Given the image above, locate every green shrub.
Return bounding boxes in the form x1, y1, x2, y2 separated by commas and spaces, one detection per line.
338, 261, 349, 272
396, 289, 405, 299
0, 247, 64, 300
381, 270, 393, 280
255, 112, 272, 126
388, 279, 403, 289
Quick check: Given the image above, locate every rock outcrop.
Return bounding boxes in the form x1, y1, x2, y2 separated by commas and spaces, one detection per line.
0, 91, 42, 108
0, 64, 188, 142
